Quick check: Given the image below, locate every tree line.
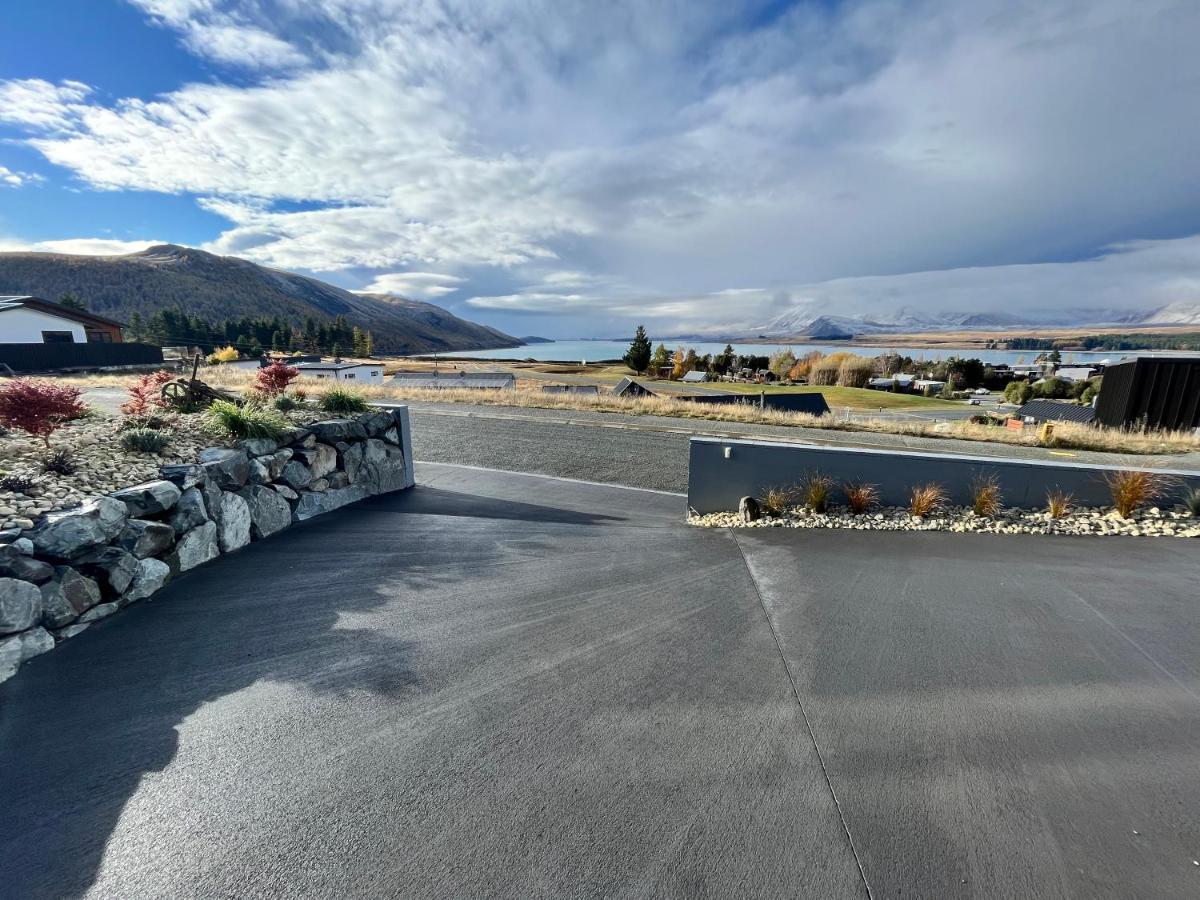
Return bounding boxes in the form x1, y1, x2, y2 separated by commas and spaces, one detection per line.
123, 307, 374, 358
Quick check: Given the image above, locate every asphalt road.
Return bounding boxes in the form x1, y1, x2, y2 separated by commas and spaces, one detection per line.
2, 464, 1197, 898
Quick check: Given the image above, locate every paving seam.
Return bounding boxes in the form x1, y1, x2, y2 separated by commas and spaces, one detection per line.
414, 460, 689, 497
728, 528, 875, 899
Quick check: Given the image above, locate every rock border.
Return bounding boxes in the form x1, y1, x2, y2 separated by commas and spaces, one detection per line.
0, 406, 413, 685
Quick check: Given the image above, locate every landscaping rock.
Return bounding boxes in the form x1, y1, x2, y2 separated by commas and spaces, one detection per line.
266, 449, 292, 479
0, 577, 42, 635
238, 485, 293, 539
111, 479, 182, 517
0, 544, 54, 584
293, 484, 368, 522
383, 426, 400, 445
739, 497, 761, 523
309, 478, 330, 493
126, 558, 171, 602
298, 443, 338, 478
272, 484, 299, 501
239, 437, 279, 456
279, 460, 313, 490
294, 433, 317, 449
277, 426, 310, 446
215, 491, 252, 552
168, 487, 209, 534
199, 448, 250, 490
363, 410, 394, 436
356, 439, 408, 495
247, 457, 272, 485
326, 471, 350, 490
168, 521, 220, 572
340, 441, 365, 483
0, 627, 54, 683
39, 567, 101, 627
79, 602, 119, 624
116, 519, 176, 559
53, 622, 90, 641
0, 528, 21, 544
74, 547, 139, 597
30, 497, 128, 560
309, 419, 368, 443
12, 538, 34, 555
161, 463, 206, 490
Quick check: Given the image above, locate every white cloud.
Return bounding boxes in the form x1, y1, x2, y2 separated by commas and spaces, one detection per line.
0, 166, 42, 188
4, 0, 1200, 333
358, 271, 466, 299
0, 237, 165, 255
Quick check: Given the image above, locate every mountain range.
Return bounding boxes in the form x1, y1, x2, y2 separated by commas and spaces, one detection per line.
757, 302, 1200, 339
0, 244, 519, 354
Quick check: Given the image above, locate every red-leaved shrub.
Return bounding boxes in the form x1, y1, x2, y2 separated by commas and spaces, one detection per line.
255, 359, 300, 397
121, 370, 175, 416
0, 379, 87, 446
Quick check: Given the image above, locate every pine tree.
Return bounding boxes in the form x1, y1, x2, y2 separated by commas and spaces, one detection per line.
128, 312, 145, 342
271, 330, 285, 352
58, 293, 86, 312
352, 326, 364, 356
623, 325, 652, 375
363, 330, 373, 357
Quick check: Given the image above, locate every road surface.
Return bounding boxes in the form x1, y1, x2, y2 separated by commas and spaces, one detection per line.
2, 465, 1198, 898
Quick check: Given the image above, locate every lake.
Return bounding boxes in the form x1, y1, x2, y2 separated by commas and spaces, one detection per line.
440, 339, 1174, 366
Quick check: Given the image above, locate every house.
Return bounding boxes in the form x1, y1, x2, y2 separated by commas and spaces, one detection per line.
612, 377, 655, 398
1094, 356, 1200, 430
1015, 399, 1097, 425
680, 370, 709, 383
1054, 366, 1099, 382
293, 361, 385, 385
390, 371, 514, 390
221, 358, 269, 371
913, 379, 946, 393
867, 377, 896, 390
0, 295, 125, 343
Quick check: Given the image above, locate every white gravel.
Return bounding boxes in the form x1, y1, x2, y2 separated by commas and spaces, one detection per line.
689, 505, 1200, 538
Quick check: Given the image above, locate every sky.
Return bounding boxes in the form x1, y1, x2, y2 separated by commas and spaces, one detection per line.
1, 0, 1199, 338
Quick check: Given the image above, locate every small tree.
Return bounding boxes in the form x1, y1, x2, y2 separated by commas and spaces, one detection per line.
255, 359, 300, 396
121, 370, 175, 415
58, 293, 87, 312
649, 343, 670, 376
209, 345, 240, 364
362, 330, 374, 357
0, 379, 87, 446
623, 325, 652, 375
768, 349, 797, 379
1004, 380, 1033, 405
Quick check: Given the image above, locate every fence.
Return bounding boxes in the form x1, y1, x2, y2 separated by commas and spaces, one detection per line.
0, 342, 165, 373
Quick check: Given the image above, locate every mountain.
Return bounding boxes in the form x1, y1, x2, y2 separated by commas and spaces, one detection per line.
0, 244, 519, 353
1140, 302, 1200, 326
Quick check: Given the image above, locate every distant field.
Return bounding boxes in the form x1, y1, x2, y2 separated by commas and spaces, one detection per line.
692, 382, 961, 410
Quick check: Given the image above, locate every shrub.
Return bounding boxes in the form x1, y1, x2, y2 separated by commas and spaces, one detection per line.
318, 386, 369, 415
762, 484, 799, 517
1103, 469, 1171, 519
837, 356, 874, 388
0, 472, 35, 493
41, 448, 77, 475
802, 472, 834, 513
0, 379, 87, 446
970, 474, 1003, 517
204, 399, 288, 440
119, 427, 171, 454
843, 481, 879, 514
1046, 489, 1072, 519
1183, 488, 1200, 517
121, 370, 174, 416
272, 394, 302, 412
909, 482, 947, 517
255, 359, 300, 396
208, 345, 240, 364
1003, 381, 1033, 405
117, 413, 177, 432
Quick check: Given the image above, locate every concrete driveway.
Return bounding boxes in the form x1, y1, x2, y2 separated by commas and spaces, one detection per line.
2, 464, 1197, 898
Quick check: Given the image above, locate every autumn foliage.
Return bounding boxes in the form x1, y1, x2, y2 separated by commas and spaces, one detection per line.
255, 359, 300, 396
121, 370, 175, 416
0, 379, 87, 446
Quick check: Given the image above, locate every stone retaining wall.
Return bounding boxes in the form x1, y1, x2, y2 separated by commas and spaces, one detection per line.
0, 405, 413, 684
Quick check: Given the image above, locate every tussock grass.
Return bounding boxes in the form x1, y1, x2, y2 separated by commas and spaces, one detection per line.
204, 399, 288, 440
970, 474, 1003, 517
801, 472, 834, 513
1046, 489, 1073, 519
1104, 470, 1173, 518
59, 371, 1200, 456
909, 483, 948, 517
843, 481, 880, 514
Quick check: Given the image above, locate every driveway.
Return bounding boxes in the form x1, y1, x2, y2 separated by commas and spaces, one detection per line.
1, 464, 1197, 898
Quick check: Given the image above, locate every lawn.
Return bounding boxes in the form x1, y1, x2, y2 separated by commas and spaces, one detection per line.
682, 382, 961, 410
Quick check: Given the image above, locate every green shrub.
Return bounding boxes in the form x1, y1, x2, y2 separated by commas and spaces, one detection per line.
204, 399, 288, 440
317, 386, 369, 415
272, 394, 302, 413
1181, 487, 1200, 517
120, 427, 171, 454
1003, 381, 1033, 405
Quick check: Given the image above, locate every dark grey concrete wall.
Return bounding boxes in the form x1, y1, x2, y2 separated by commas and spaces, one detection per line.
687, 436, 1200, 513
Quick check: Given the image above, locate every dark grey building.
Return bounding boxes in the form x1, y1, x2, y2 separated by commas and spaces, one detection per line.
1014, 399, 1097, 425
1094, 357, 1200, 430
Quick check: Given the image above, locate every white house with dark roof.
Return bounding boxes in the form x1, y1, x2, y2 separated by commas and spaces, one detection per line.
292, 360, 384, 384
0, 296, 126, 343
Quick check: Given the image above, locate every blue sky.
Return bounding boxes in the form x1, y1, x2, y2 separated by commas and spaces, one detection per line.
2, 0, 1199, 336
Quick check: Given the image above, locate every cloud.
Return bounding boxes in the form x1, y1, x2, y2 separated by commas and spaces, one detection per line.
3, 0, 1200, 334
0, 166, 42, 188
358, 271, 466, 299
0, 237, 165, 255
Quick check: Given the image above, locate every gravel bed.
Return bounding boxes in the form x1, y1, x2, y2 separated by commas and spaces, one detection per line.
689, 505, 1200, 538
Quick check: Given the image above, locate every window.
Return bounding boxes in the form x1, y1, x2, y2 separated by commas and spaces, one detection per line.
85, 329, 113, 343
344, 373, 356, 379
41, 331, 75, 343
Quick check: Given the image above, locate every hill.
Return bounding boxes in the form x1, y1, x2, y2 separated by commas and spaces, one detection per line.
0, 244, 519, 354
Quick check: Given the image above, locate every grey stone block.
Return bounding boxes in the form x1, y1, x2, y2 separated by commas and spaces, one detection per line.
0, 627, 54, 684
126, 558, 171, 602
238, 485, 293, 539
199, 448, 250, 490
116, 519, 176, 559
74, 547, 139, 597
168, 521, 219, 572
30, 497, 127, 560
0, 578, 42, 635
215, 492, 252, 552
168, 487, 209, 534
111, 479, 182, 517
0, 545, 53, 584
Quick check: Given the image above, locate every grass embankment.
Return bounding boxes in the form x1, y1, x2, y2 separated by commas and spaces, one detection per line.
59, 371, 1199, 456
697, 382, 960, 410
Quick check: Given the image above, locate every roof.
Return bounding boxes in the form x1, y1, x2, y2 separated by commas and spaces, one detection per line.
0, 295, 126, 330
612, 377, 654, 397
680, 371, 708, 383
1015, 399, 1097, 424
293, 361, 379, 371
1055, 367, 1098, 380
542, 384, 599, 395
868, 377, 895, 386
390, 371, 514, 389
